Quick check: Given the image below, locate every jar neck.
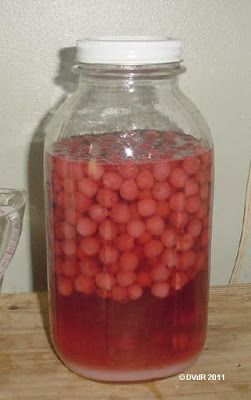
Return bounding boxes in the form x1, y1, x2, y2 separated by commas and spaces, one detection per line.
75, 62, 185, 89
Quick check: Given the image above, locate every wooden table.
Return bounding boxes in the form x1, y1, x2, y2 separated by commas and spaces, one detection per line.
0, 284, 250, 400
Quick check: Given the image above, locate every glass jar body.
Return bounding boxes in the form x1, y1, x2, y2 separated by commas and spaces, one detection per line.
44, 63, 213, 381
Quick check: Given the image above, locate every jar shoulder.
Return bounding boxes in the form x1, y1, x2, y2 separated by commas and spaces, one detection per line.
169, 87, 212, 146
45, 84, 212, 148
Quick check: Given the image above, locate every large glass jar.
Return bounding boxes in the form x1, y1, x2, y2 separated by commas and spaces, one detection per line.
44, 37, 213, 382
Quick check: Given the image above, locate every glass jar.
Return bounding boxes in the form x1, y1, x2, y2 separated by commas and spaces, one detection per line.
44, 37, 213, 382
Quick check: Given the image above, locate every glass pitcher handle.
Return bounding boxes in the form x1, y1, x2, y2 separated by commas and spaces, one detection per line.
0, 209, 23, 282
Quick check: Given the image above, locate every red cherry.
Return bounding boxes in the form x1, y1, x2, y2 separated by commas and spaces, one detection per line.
96, 272, 115, 291
99, 245, 118, 264
127, 218, 145, 238
185, 179, 199, 197
110, 203, 131, 224
97, 188, 118, 208
99, 219, 118, 241
145, 215, 165, 236
196, 169, 207, 184
116, 271, 137, 287
103, 171, 122, 190
87, 162, 105, 181
63, 178, 76, 193
151, 282, 170, 298
89, 203, 107, 223
169, 210, 189, 229
153, 161, 171, 181
64, 208, 78, 225
120, 180, 139, 201
60, 222, 76, 240
55, 158, 68, 179
136, 170, 154, 190
152, 182, 171, 201
187, 219, 202, 237
72, 192, 91, 212
161, 248, 177, 268
169, 192, 186, 212
183, 156, 201, 175
169, 168, 188, 189
118, 164, 139, 179
57, 276, 73, 296
78, 177, 98, 198
80, 236, 100, 256
76, 217, 97, 236
74, 275, 95, 294
137, 199, 157, 217
150, 264, 170, 281
144, 240, 163, 258
128, 283, 143, 300
60, 240, 76, 256
186, 196, 201, 213
68, 162, 85, 180
177, 233, 194, 251
161, 228, 177, 248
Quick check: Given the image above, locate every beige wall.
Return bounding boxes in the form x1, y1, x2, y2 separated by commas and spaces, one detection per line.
1, 0, 251, 292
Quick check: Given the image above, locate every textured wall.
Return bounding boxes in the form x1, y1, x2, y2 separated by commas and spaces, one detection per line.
1, 0, 251, 292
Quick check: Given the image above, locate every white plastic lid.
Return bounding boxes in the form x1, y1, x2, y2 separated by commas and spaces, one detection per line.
76, 36, 182, 65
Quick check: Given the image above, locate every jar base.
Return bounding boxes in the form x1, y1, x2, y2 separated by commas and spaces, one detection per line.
58, 355, 198, 382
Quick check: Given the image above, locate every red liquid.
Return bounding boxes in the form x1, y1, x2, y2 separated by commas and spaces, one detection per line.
46, 130, 213, 380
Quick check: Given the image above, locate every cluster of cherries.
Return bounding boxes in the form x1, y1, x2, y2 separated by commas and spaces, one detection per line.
48, 132, 212, 303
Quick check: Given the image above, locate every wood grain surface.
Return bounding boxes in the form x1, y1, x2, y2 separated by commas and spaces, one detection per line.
0, 285, 250, 400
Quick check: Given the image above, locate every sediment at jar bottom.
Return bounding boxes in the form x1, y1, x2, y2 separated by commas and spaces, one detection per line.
55, 355, 199, 382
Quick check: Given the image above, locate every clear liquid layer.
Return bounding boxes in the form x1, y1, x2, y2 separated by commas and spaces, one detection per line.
50, 130, 209, 163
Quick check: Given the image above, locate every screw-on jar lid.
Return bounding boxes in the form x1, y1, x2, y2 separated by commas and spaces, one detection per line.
76, 36, 182, 65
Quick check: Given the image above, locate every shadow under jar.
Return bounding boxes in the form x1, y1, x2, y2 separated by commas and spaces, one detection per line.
44, 37, 214, 382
